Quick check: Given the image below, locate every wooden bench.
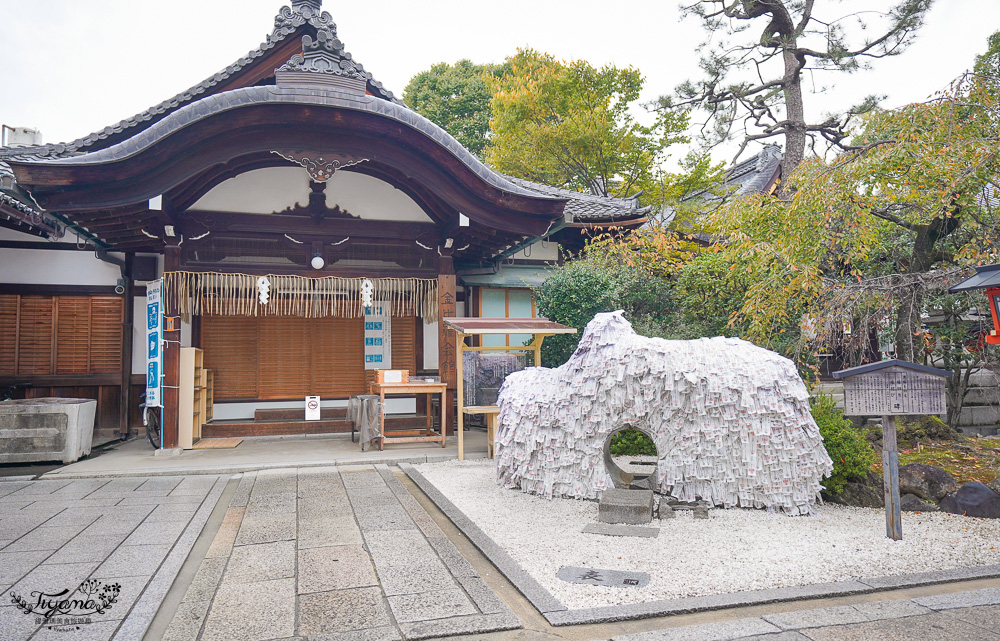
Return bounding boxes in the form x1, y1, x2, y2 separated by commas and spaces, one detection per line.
462, 405, 499, 458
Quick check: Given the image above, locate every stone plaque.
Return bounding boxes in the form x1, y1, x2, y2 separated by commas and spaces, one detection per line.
556, 566, 650, 588
843, 367, 946, 415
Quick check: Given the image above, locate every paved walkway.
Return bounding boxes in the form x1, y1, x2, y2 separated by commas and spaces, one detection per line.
0, 474, 225, 641
3, 458, 999, 641
160, 465, 519, 641
40, 432, 489, 479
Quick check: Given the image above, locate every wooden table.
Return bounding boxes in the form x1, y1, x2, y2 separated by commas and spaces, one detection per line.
371, 381, 447, 450
463, 405, 499, 458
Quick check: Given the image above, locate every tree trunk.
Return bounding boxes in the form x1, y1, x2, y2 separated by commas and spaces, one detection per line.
780, 48, 806, 184
894, 286, 923, 363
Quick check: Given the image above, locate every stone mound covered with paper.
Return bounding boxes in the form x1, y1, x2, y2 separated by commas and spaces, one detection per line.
495, 311, 834, 515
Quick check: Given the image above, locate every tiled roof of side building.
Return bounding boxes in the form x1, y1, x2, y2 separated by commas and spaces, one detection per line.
723, 144, 783, 195
0, 1, 400, 163
503, 175, 651, 222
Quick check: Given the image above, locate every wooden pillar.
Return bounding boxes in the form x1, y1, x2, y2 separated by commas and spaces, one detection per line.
882, 414, 902, 540
437, 256, 457, 436
118, 253, 134, 440
162, 245, 181, 449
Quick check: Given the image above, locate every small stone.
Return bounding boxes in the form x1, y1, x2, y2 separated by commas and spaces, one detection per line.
939, 481, 1000, 519
899, 464, 958, 502
656, 502, 675, 519
899, 493, 940, 512
693, 506, 709, 519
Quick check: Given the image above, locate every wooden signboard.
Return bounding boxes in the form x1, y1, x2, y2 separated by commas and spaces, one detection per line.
843, 367, 947, 416
833, 360, 951, 542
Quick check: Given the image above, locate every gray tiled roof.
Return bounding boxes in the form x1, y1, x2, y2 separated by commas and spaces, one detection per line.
6, 86, 566, 207
725, 144, 783, 195
0, 2, 399, 164
0, 168, 62, 237
503, 176, 651, 222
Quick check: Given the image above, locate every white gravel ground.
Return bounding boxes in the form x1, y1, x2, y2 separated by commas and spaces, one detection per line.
415, 459, 1000, 609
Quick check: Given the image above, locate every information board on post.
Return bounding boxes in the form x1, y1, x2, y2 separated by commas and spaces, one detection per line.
145, 279, 163, 407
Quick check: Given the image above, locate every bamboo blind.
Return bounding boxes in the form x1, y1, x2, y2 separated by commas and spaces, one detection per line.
163, 272, 438, 322
0, 295, 123, 377
201, 314, 418, 400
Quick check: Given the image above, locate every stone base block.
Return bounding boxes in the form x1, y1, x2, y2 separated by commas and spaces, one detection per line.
598, 488, 653, 524
0, 398, 97, 464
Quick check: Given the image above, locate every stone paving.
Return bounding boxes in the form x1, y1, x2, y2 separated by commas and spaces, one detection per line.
162, 464, 520, 641
0, 474, 226, 641
610, 587, 1000, 640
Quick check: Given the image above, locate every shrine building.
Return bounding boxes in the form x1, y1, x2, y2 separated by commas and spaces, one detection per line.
0, 0, 647, 447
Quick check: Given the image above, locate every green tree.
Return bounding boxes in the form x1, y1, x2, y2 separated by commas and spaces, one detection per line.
485, 49, 689, 200
974, 30, 1000, 76
696, 68, 1000, 421
403, 60, 508, 159
664, 0, 933, 179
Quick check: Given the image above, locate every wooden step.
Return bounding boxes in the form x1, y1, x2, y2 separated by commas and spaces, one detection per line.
202, 414, 431, 438
254, 407, 348, 421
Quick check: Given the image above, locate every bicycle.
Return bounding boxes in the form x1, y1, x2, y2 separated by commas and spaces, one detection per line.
139, 392, 161, 448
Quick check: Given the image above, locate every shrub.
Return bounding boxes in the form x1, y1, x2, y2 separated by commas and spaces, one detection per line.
533, 255, 675, 366
609, 429, 658, 456
812, 395, 878, 494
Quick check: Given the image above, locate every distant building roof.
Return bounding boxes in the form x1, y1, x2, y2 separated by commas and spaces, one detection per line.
949, 264, 1000, 292
655, 144, 784, 230
723, 144, 783, 195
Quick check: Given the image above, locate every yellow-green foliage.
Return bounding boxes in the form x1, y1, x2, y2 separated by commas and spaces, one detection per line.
812, 395, 878, 494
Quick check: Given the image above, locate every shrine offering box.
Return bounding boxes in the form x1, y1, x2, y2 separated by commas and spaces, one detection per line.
375, 370, 409, 384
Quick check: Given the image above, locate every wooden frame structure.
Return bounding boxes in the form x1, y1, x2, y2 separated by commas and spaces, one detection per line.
443, 318, 576, 460
370, 380, 447, 450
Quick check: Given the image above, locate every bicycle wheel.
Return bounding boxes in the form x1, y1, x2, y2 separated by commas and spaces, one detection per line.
145, 407, 161, 449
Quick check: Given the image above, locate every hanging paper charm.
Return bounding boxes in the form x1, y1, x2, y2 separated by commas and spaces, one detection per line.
361, 278, 374, 309
257, 276, 271, 305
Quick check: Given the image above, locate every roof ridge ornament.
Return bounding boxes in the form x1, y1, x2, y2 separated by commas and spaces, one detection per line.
292, 0, 323, 13
273, 1, 335, 39
275, 19, 368, 92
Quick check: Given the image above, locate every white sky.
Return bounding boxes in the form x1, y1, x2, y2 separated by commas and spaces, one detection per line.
1, 0, 997, 167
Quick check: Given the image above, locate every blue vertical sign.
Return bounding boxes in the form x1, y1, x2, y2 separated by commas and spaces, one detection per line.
363, 302, 391, 370
146, 280, 163, 407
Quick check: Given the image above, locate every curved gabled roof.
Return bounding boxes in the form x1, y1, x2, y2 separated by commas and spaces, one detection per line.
2, 0, 649, 251
8, 85, 563, 206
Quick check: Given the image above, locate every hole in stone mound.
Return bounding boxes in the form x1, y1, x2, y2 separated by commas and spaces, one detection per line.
604, 427, 658, 490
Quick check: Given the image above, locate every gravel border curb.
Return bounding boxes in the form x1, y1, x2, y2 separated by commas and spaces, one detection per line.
400, 463, 567, 614
401, 463, 1000, 626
